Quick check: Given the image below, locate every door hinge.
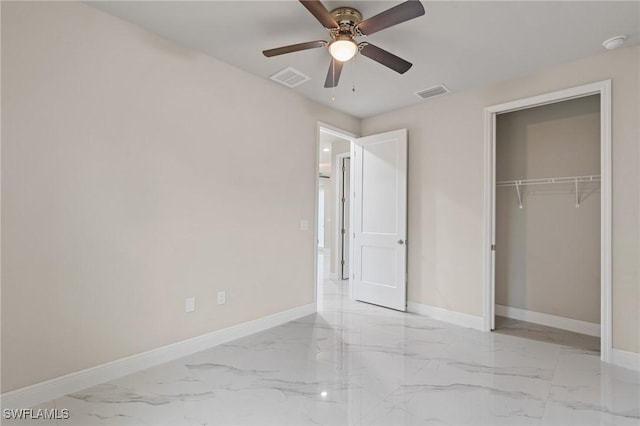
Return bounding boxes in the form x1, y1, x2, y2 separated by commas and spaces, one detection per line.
342, 165, 345, 172
491, 244, 496, 251
342, 197, 346, 203
341, 228, 345, 235
341, 259, 345, 265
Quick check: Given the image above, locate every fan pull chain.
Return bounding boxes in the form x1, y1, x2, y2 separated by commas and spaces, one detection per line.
352, 55, 357, 93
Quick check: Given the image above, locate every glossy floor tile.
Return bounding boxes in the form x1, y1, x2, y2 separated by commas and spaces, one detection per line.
9, 257, 640, 425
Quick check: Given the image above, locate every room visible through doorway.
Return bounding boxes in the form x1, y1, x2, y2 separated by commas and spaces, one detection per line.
316, 125, 355, 301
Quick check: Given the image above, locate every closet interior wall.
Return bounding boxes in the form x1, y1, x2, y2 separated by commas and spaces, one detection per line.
495, 95, 601, 326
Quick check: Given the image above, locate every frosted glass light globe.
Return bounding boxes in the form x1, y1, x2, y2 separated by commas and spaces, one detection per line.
329, 39, 358, 62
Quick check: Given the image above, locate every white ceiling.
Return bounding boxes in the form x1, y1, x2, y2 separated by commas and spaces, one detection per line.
90, 1, 639, 118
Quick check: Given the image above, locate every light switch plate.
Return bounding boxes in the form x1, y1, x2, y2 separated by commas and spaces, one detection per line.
185, 297, 195, 313
217, 291, 226, 305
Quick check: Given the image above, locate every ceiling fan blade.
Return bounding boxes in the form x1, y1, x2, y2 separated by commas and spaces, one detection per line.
356, 0, 425, 36
324, 58, 344, 88
360, 43, 412, 74
263, 40, 327, 57
299, 0, 339, 29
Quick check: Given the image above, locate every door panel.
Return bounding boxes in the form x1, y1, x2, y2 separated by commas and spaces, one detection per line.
352, 129, 407, 311
361, 141, 399, 234
361, 246, 397, 284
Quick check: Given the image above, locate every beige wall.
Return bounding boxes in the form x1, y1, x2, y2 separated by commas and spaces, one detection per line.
1, 1, 359, 392
495, 96, 601, 323
362, 46, 639, 353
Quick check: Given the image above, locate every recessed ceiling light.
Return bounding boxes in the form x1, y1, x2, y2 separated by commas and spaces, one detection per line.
323, 148, 330, 152
602, 35, 626, 50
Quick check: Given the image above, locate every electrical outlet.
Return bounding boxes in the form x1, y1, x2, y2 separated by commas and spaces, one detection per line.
299, 219, 309, 231
185, 297, 195, 313
217, 291, 226, 305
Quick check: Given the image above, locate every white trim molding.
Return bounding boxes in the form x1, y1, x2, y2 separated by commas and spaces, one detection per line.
0, 303, 316, 410
483, 80, 612, 363
408, 302, 484, 331
334, 151, 351, 282
495, 305, 600, 337
611, 349, 640, 372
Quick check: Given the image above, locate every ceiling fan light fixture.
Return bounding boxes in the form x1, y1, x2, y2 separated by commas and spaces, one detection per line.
329, 39, 358, 62
263, 0, 426, 88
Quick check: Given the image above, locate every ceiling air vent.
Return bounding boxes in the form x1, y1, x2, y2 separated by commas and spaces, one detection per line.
415, 84, 449, 100
270, 67, 311, 88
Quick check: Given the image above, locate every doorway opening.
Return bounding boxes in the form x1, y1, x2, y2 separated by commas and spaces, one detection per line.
315, 124, 409, 313
483, 81, 612, 361
315, 123, 356, 307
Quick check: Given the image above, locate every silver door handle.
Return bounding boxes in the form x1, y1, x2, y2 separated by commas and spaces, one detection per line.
397, 240, 405, 245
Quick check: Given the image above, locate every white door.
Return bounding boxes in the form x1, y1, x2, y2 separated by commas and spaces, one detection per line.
352, 129, 407, 311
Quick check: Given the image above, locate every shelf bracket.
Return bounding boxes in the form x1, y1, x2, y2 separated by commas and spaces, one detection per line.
575, 177, 579, 208
515, 181, 523, 209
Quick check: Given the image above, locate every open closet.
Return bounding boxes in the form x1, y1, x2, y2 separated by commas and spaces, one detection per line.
494, 94, 601, 347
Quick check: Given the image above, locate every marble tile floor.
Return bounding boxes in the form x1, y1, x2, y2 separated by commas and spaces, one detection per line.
7, 278, 639, 426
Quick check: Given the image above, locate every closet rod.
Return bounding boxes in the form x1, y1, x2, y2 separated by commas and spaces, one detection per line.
496, 175, 600, 187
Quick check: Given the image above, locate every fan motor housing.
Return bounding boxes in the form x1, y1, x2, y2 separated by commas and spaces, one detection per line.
330, 7, 362, 25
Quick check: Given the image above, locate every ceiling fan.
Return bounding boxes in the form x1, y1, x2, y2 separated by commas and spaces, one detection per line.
263, 0, 425, 88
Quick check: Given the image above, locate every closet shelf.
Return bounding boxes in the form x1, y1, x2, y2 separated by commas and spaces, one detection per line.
496, 175, 600, 209
496, 175, 600, 187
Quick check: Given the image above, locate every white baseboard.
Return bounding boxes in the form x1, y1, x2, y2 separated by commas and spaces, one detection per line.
0, 303, 316, 410
495, 304, 600, 337
611, 349, 640, 372
407, 302, 484, 331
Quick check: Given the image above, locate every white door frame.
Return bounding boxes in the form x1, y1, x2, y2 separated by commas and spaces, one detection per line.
482, 80, 612, 362
335, 152, 351, 281
315, 122, 358, 308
